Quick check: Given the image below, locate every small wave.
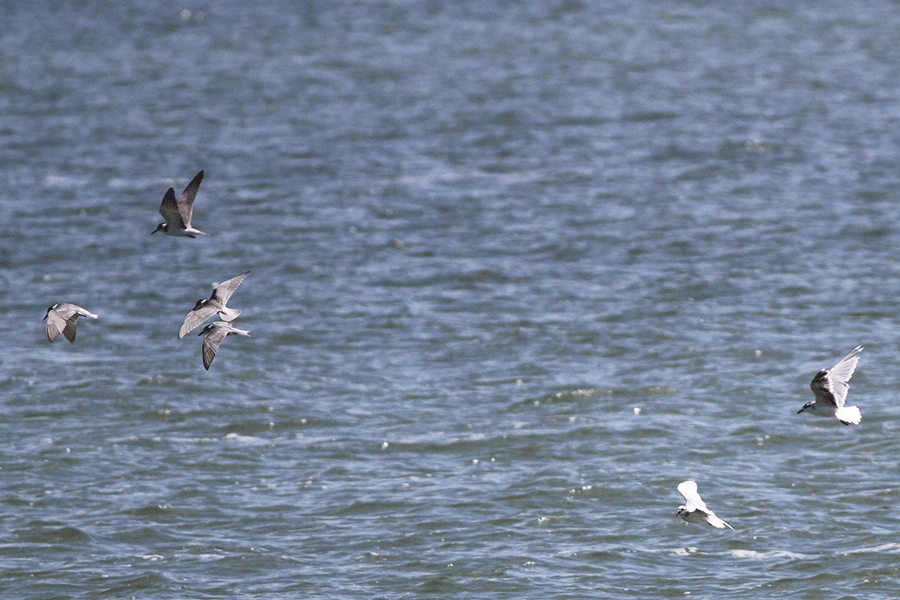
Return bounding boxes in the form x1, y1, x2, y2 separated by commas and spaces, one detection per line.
224, 432, 263, 444
843, 543, 900, 555
726, 549, 807, 560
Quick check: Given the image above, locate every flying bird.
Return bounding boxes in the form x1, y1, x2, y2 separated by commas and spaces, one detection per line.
198, 321, 250, 370
675, 480, 733, 530
44, 303, 98, 343
152, 170, 206, 237
797, 345, 863, 425
178, 271, 249, 339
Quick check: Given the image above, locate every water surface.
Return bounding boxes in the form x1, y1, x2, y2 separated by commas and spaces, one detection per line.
3, 1, 900, 597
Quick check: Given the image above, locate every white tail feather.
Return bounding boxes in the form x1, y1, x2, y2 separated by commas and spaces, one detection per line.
835, 405, 861, 425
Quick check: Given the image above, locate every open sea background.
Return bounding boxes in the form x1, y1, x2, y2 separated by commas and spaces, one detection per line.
4, 0, 900, 597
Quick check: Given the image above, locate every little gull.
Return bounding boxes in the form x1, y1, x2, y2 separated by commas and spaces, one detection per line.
675, 480, 733, 530
152, 170, 206, 237
178, 270, 249, 339
44, 303, 98, 343
797, 345, 863, 425
198, 321, 250, 370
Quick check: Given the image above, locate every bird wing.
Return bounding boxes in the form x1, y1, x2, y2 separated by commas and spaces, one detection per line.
677, 480, 709, 513
176, 170, 204, 226
62, 317, 79, 343
811, 346, 863, 408
179, 303, 220, 339
45, 309, 67, 342
202, 324, 229, 370
210, 271, 249, 305
159, 188, 185, 227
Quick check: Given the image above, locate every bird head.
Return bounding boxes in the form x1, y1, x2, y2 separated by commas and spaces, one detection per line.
797, 401, 815, 414
191, 299, 207, 311
151, 223, 167, 234
43, 304, 58, 320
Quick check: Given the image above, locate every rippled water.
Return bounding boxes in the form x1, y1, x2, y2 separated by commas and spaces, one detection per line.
4, 1, 900, 597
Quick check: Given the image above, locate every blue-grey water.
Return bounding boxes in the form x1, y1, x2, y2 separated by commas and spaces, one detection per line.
4, 1, 900, 597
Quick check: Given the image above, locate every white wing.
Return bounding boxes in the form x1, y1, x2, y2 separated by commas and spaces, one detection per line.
677, 480, 709, 513
810, 345, 863, 408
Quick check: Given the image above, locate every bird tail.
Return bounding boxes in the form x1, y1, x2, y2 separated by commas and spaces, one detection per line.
220, 307, 241, 321
836, 406, 861, 425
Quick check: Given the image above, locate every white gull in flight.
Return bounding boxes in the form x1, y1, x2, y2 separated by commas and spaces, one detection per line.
797, 345, 863, 425
675, 480, 733, 530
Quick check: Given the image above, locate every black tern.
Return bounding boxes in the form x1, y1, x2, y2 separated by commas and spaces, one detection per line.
797, 345, 863, 425
152, 170, 206, 237
178, 271, 250, 339
198, 321, 250, 370
675, 480, 733, 530
44, 303, 98, 343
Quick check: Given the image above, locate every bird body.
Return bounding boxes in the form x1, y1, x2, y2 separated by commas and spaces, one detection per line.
198, 321, 250, 370
152, 170, 206, 237
178, 271, 250, 339
44, 303, 98, 343
675, 480, 733, 530
797, 346, 863, 425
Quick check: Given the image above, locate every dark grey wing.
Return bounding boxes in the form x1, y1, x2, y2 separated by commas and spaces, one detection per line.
176, 170, 204, 226
61, 317, 78, 343
202, 324, 228, 370
159, 188, 185, 227
210, 271, 249, 305
811, 346, 863, 408
809, 370, 837, 407
179, 303, 219, 339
